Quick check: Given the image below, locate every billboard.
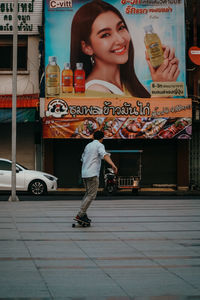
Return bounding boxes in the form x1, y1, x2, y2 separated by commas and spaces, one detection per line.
44, 0, 192, 139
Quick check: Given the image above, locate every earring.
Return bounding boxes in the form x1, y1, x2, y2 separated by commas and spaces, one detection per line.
90, 55, 95, 65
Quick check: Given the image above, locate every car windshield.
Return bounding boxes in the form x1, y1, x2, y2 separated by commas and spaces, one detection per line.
16, 162, 28, 170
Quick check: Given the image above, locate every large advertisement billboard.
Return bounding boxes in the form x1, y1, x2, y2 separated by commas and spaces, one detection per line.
44, 0, 192, 139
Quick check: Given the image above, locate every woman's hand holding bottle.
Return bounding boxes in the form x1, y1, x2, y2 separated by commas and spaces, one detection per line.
146, 45, 180, 82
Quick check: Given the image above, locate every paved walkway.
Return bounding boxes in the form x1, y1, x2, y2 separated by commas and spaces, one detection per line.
0, 198, 200, 300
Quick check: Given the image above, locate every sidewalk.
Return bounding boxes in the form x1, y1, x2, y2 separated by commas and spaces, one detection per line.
56, 187, 200, 197
0, 198, 200, 300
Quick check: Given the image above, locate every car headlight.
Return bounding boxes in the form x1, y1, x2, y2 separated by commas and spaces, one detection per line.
44, 175, 55, 181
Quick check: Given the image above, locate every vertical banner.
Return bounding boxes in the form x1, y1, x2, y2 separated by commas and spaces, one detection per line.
44, 0, 191, 139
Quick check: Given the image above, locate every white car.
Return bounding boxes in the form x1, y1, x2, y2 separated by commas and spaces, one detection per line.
0, 158, 58, 195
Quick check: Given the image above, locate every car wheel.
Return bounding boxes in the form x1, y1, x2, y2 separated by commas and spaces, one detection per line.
28, 180, 47, 195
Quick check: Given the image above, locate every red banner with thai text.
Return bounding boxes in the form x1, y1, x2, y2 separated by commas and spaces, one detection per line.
43, 97, 192, 139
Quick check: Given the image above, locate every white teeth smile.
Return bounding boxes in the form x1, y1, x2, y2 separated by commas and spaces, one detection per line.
113, 46, 125, 53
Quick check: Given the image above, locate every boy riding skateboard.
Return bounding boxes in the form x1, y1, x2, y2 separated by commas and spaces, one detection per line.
74, 130, 118, 224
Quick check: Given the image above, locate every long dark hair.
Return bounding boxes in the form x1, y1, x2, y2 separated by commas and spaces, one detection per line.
70, 0, 150, 98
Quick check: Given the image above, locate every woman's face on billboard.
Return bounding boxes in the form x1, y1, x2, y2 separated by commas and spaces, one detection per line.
82, 11, 130, 66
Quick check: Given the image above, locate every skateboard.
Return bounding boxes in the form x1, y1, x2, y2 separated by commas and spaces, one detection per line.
72, 218, 91, 228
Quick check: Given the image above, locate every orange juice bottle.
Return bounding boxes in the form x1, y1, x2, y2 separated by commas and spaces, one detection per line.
144, 25, 164, 68
62, 63, 73, 93
45, 56, 60, 96
74, 62, 85, 93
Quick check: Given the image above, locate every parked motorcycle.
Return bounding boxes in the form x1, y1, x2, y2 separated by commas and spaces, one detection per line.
103, 150, 143, 196
104, 167, 117, 195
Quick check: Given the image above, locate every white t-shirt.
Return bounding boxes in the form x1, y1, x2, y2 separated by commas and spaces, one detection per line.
81, 140, 109, 178
86, 79, 124, 95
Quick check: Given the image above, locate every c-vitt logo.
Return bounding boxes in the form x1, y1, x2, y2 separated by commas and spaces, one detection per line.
49, 0, 72, 9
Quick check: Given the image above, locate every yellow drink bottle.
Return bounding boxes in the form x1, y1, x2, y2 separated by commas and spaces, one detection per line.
46, 56, 60, 96
144, 25, 164, 68
62, 62, 73, 93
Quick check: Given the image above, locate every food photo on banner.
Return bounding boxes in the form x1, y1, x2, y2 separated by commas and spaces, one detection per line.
43, 0, 192, 139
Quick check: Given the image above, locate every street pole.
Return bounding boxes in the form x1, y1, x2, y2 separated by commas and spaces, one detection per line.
8, 0, 19, 202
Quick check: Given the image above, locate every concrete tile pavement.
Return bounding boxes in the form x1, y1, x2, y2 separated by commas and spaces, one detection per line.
0, 199, 200, 300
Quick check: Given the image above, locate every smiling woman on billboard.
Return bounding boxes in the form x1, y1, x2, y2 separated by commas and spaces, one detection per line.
70, 0, 180, 97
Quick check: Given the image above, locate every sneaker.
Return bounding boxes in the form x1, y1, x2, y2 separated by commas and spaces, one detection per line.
75, 214, 90, 224
84, 213, 91, 223
75, 214, 81, 221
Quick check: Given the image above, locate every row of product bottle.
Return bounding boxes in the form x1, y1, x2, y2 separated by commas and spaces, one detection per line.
46, 57, 85, 96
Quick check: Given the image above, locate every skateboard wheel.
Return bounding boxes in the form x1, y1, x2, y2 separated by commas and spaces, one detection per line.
72, 223, 75, 228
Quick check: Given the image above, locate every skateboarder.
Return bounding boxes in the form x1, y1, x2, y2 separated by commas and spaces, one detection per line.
74, 130, 118, 224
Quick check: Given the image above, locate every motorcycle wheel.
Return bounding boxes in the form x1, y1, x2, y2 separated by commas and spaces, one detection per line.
104, 184, 117, 195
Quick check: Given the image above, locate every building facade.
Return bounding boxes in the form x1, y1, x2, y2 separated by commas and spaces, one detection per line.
41, 0, 195, 191
0, 0, 43, 170
186, 0, 200, 189
0, 0, 200, 192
